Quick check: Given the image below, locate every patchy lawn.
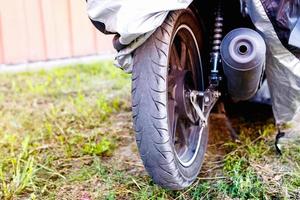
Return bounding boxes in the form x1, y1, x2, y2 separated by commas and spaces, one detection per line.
0, 61, 299, 199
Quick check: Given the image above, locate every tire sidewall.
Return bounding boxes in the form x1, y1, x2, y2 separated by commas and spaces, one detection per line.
132, 9, 209, 189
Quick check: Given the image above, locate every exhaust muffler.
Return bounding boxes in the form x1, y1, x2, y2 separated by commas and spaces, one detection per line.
220, 28, 266, 102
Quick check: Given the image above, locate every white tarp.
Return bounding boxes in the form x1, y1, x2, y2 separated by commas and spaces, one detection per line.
247, 0, 300, 149
87, 0, 192, 72
87, 0, 300, 131
247, 0, 300, 125
87, 0, 192, 45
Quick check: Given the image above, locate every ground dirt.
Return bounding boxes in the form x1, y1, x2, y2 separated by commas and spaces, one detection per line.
1, 62, 300, 200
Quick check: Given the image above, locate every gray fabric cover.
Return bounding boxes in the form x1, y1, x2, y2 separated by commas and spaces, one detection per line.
247, 0, 300, 126
87, 0, 192, 72
260, 0, 300, 57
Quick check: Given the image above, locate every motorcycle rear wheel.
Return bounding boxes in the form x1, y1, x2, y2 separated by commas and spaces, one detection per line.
132, 9, 208, 190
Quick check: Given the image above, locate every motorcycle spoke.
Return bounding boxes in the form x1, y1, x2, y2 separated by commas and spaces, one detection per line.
179, 119, 189, 145
166, 21, 205, 167
168, 75, 176, 100
171, 44, 182, 70
180, 41, 187, 69
168, 99, 178, 142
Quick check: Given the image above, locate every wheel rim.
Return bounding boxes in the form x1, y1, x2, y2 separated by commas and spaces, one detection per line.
168, 24, 205, 167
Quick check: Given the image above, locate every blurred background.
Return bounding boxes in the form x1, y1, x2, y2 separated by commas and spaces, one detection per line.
0, 0, 114, 65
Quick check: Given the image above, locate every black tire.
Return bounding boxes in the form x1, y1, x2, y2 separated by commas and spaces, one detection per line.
132, 9, 208, 190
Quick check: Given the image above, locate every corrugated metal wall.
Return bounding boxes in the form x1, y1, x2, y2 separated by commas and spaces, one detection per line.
0, 0, 114, 65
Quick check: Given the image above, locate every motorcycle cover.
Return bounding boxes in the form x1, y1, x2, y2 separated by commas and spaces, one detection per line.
247, 0, 300, 149
87, 0, 300, 145
87, 0, 192, 71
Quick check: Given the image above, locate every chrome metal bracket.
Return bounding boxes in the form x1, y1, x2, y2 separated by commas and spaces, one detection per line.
189, 88, 221, 127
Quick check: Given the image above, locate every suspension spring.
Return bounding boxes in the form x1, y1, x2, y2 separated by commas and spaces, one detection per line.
210, 1, 224, 75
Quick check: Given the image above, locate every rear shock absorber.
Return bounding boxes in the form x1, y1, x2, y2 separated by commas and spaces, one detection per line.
188, 1, 224, 127
209, 1, 224, 86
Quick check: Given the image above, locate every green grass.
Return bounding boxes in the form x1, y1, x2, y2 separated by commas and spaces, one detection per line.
0, 61, 131, 199
0, 61, 299, 199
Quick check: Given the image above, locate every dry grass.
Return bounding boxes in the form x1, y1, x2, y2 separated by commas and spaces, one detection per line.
0, 61, 299, 199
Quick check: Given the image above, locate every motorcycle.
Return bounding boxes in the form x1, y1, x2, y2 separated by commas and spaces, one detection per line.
88, 0, 300, 190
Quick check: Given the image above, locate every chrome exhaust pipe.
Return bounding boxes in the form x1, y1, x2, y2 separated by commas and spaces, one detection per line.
220, 28, 266, 102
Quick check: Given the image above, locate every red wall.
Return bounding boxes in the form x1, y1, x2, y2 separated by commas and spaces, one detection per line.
0, 0, 114, 65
